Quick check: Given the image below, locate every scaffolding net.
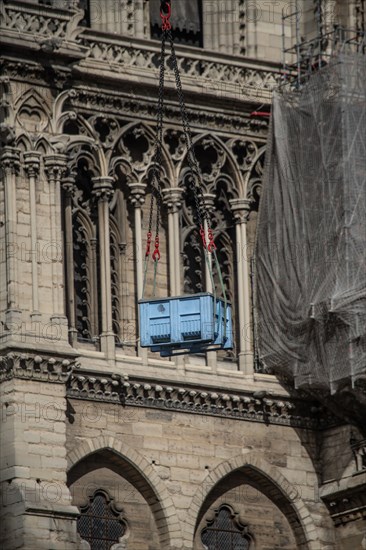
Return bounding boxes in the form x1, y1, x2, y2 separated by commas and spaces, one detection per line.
255, 52, 366, 393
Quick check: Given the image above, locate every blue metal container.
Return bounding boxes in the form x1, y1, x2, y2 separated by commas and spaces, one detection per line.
139, 293, 232, 356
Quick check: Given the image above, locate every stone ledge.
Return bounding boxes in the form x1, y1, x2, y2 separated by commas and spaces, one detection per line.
0, 352, 78, 384
66, 369, 340, 430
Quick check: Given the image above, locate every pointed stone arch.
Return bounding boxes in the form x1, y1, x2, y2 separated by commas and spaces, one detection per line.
67, 435, 183, 550
178, 132, 243, 197
65, 136, 106, 178
110, 120, 174, 185
16, 134, 32, 153
243, 146, 266, 209
187, 451, 329, 550
14, 87, 51, 136
35, 136, 52, 155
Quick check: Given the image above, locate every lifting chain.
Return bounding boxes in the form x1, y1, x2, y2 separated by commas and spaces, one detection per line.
146, 15, 167, 264
144, 0, 222, 300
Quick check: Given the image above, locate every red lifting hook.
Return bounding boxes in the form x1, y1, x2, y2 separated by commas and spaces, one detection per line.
207, 228, 217, 253
152, 236, 161, 262
160, 1, 172, 31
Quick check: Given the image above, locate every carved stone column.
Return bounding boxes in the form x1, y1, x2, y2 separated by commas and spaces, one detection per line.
24, 152, 41, 319
230, 198, 253, 374
61, 176, 78, 347
203, 193, 217, 371
128, 183, 147, 363
202, 193, 216, 295
128, 183, 146, 300
44, 154, 68, 324
92, 177, 115, 359
162, 187, 183, 296
1, 147, 21, 330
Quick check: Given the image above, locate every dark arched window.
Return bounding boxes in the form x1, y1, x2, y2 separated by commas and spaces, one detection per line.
77, 490, 127, 550
201, 504, 252, 550
150, 0, 203, 47
65, 158, 101, 344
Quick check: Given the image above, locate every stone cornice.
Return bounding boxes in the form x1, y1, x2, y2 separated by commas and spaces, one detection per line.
68, 88, 269, 136
0, 56, 269, 137
1, 0, 280, 105
0, 0, 276, 135
66, 370, 339, 430
0, 354, 341, 428
0, 352, 78, 384
78, 30, 280, 105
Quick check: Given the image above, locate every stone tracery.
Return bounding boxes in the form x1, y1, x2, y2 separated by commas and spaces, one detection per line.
0, 66, 267, 362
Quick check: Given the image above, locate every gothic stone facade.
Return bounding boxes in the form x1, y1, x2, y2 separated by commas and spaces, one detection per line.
1, 1, 366, 549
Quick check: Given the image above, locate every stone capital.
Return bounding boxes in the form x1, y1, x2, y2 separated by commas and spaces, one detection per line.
0, 146, 20, 175
128, 182, 147, 206
202, 193, 216, 214
44, 154, 68, 181
24, 151, 41, 177
162, 187, 184, 212
92, 176, 114, 202
61, 175, 76, 197
229, 198, 252, 223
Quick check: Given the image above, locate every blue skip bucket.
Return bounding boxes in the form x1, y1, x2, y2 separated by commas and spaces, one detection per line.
139, 293, 232, 356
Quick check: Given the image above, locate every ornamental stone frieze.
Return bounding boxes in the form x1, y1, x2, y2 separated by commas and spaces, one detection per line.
68, 89, 269, 137
0, 352, 78, 383
78, 29, 280, 103
1, 1, 279, 141
1, 0, 280, 107
66, 370, 339, 430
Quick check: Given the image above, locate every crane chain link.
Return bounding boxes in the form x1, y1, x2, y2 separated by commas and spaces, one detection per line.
147, 30, 167, 262
147, 0, 214, 266
167, 29, 209, 231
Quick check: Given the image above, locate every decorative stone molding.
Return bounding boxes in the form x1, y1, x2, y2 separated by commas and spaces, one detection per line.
67, 90, 269, 137
128, 182, 147, 206
323, 485, 366, 526
44, 154, 68, 181
0, 1, 280, 106
61, 175, 76, 196
202, 193, 217, 215
66, 371, 338, 430
92, 177, 114, 202
1, 1, 87, 60
0, 353, 78, 383
230, 198, 252, 224
79, 30, 280, 103
23, 151, 41, 177
0, 58, 269, 139
162, 187, 183, 213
